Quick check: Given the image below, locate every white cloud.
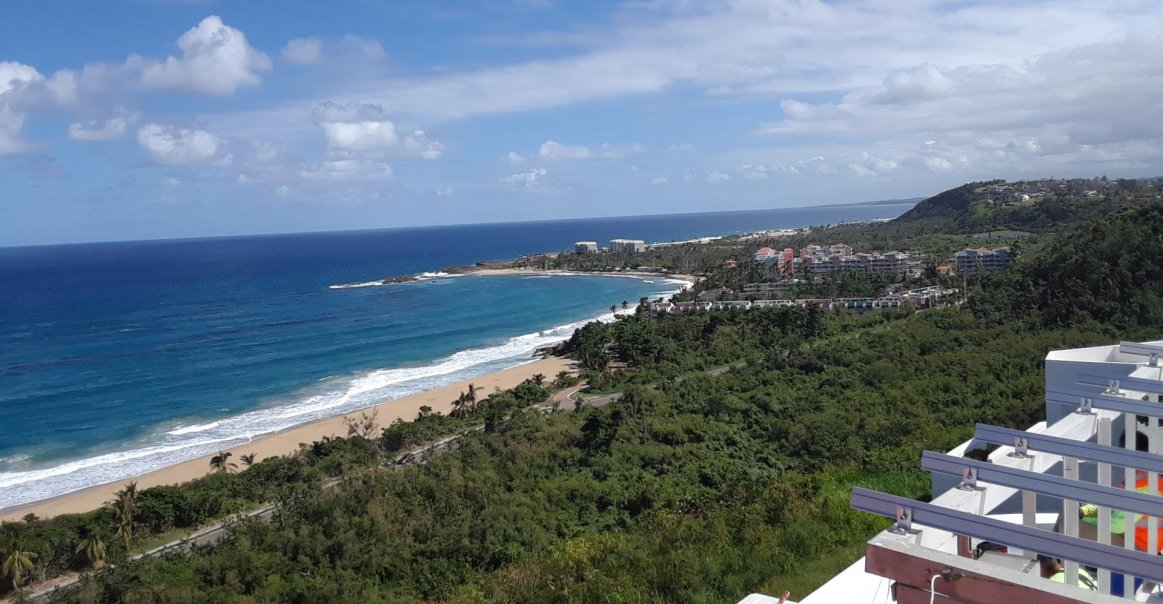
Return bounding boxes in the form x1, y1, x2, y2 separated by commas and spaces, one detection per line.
538, 139, 591, 160
68, 112, 133, 141
500, 167, 549, 189
0, 61, 80, 153
300, 158, 393, 181
735, 163, 769, 180
402, 130, 444, 159
598, 142, 645, 158
311, 101, 442, 159
137, 16, 272, 96
649, 176, 668, 185
281, 37, 323, 65
136, 123, 230, 165
705, 170, 730, 183
435, 187, 454, 196
161, 175, 182, 187
314, 101, 399, 151
506, 151, 527, 164
341, 35, 385, 60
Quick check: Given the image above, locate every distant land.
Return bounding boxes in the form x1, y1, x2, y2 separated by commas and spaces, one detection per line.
849, 197, 924, 206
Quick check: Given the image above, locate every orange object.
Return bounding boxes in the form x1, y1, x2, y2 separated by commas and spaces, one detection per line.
1132, 470, 1163, 553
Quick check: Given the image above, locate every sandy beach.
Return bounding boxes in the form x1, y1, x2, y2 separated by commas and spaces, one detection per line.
1, 355, 575, 522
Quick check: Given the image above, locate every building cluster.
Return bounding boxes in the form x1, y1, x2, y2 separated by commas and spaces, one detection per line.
651, 286, 956, 315
755, 243, 914, 280
574, 239, 646, 254
954, 246, 1012, 275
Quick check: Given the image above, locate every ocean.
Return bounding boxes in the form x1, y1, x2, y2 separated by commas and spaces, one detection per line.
0, 203, 913, 510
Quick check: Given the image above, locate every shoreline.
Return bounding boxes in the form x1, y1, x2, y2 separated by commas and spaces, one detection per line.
464, 267, 701, 286
1, 356, 575, 521
2, 262, 696, 522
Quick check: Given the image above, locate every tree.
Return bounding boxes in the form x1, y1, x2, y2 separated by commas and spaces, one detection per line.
610, 304, 618, 315
451, 392, 470, 418
113, 482, 140, 548
240, 453, 257, 468
343, 409, 380, 440
74, 532, 107, 569
465, 383, 479, 406
2, 545, 37, 591
209, 451, 237, 474
531, 373, 546, 386
621, 300, 629, 310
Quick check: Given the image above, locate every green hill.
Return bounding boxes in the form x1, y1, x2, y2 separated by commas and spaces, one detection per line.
895, 177, 1163, 234
972, 201, 1163, 330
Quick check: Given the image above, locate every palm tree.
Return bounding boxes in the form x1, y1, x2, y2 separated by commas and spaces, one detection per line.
450, 392, 469, 418
240, 452, 257, 468
209, 450, 237, 474
610, 304, 617, 315
112, 482, 140, 548
531, 373, 546, 386
464, 383, 479, 406
2, 545, 37, 591
621, 299, 629, 310
74, 532, 107, 569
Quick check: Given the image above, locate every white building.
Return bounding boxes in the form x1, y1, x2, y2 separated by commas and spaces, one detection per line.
955, 246, 1012, 275
609, 239, 646, 254
753, 247, 778, 262
574, 241, 599, 254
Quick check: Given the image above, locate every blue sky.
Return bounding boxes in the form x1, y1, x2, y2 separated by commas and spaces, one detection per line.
1, 0, 1162, 245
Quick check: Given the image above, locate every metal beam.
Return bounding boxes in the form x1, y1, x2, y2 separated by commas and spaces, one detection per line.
1119, 341, 1163, 358
1046, 387, 1163, 418
921, 451, 1163, 519
1077, 372, 1163, 396
973, 423, 1163, 475
851, 487, 1163, 583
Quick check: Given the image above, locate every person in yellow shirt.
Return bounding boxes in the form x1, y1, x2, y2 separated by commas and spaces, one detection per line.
1038, 554, 1098, 590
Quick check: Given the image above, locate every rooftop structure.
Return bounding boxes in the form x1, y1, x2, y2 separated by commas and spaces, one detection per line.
741, 338, 1163, 603
574, 241, 599, 254
754, 247, 778, 262
609, 238, 646, 254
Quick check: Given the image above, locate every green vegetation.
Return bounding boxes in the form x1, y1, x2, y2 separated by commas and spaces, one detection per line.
895, 177, 1163, 234
6, 191, 1163, 603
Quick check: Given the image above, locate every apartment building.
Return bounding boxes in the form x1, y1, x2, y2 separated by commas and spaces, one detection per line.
609, 238, 646, 254
574, 241, 599, 254
955, 246, 1012, 275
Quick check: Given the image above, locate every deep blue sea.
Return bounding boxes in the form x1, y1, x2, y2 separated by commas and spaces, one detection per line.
0, 203, 912, 509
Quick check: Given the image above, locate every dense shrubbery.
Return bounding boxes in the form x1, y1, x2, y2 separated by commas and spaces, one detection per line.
971, 202, 1163, 331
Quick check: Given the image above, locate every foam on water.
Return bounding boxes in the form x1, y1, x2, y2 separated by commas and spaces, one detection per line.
0, 281, 680, 511
328, 280, 384, 290
166, 421, 222, 436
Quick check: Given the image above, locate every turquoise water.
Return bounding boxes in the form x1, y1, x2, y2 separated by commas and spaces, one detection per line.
0, 203, 912, 509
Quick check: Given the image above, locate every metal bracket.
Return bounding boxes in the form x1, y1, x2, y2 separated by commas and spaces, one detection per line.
1151, 353, 1159, 368
1010, 436, 1031, 458
892, 506, 913, 534
959, 467, 979, 490
1077, 397, 1094, 415
1106, 380, 1123, 396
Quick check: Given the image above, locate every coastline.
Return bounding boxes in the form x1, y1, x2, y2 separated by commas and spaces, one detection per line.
0, 356, 574, 521
465, 267, 701, 286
